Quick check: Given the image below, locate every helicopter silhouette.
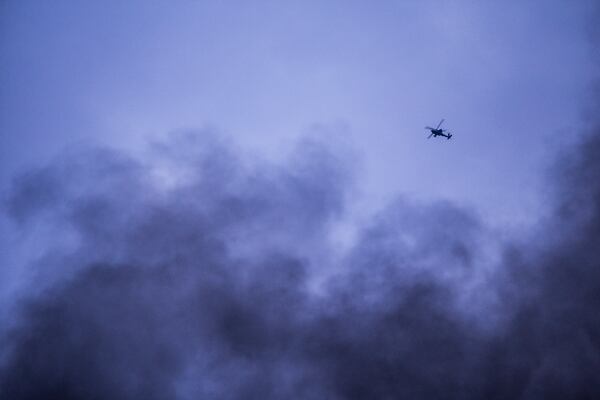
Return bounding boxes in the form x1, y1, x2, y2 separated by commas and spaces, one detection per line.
425, 119, 452, 140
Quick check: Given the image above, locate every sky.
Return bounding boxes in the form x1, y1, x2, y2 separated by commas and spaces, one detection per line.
1, 0, 596, 225
1, 1, 599, 398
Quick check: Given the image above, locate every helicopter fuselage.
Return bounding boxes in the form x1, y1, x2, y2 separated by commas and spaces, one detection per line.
430, 129, 452, 139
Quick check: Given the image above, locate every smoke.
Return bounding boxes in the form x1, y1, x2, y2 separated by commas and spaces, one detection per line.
1, 127, 599, 399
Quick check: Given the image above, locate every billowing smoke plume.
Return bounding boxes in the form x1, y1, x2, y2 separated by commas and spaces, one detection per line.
1, 127, 599, 399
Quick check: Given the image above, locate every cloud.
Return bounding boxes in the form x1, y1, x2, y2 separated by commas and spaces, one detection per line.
1, 129, 599, 399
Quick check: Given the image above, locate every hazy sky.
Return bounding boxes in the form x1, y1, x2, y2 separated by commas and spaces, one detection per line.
2, 2, 600, 398
1, 0, 596, 227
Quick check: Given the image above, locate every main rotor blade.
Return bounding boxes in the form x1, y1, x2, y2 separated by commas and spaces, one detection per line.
425, 126, 435, 130
427, 133, 434, 138
436, 119, 445, 129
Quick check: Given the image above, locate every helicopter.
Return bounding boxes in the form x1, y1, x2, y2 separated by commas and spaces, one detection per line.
425, 119, 452, 140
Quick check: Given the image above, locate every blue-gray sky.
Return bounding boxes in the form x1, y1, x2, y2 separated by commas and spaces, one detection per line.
1, 0, 596, 226
2, 2, 600, 398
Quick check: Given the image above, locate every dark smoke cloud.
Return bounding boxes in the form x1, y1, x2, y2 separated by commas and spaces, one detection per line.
1, 128, 599, 399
